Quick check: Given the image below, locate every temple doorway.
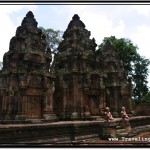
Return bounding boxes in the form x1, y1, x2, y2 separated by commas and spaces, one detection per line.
88, 95, 99, 115
26, 96, 41, 119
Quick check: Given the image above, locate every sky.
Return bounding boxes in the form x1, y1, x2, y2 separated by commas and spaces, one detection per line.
0, 3, 150, 86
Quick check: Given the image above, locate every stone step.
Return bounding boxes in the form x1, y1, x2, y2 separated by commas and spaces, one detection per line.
116, 132, 128, 137
116, 129, 127, 133
90, 116, 105, 121
127, 132, 137, 137
30, 119, 42, 124
116, 125, 122, 129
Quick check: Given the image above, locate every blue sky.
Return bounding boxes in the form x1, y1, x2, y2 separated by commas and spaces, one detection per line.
0, 4, 150, 86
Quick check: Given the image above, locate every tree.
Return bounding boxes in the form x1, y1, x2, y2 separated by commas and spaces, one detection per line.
132, 54, 150, 103
98, 36, 138, 74
140, 92, 150, 103
98, 36, 150, 104
39, 27, 63, 54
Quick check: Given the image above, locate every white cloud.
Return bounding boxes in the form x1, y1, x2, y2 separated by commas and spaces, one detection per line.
0, 5, 38, 61
81, 12, 125, 45
130, 25, 150, 58
0, 4, 149, 87
0, 5, 37, 15
132, 5, 150, 17
66, 5, 150, 86
130, 25, 150, 87
66, 5, 125, 45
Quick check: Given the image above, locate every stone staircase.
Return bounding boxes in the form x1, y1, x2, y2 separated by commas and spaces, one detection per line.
116, 121, 150, 138
116, 125, 137, 138
116, 127, 129, 137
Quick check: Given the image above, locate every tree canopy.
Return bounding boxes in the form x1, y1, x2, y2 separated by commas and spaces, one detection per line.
140, 91, 150, 103
39, 27, 150, 104
39, 27, 63, 54
132, 54, 150, 103
98, 36, 138, 74
97, 36, 150, 104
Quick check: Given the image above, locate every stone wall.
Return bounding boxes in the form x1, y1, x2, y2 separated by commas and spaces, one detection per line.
0, 121, 103, 144
0, 116, 150, 145
134, 104, 150, 116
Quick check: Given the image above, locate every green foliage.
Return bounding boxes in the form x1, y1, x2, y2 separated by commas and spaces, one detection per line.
132, 54, 150, 103
98, 36, 150, 104
39, 27, 63, 54
98, 36, 138, 74
140, 92, 150, 103
38, 27, 150, 104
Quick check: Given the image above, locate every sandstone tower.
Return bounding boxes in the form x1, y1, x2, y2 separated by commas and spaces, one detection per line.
0, 11, 56, 120
100, 40, 132, 116
53, 14, 105, 120
53, 14, 132, 119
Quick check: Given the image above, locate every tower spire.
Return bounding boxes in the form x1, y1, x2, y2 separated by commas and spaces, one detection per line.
21, 11, 38, 28
67, 14, 85, 29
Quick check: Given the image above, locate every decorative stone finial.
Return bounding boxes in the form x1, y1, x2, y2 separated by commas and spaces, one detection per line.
26, 11, 34, 18
21, 11, 37, 27
72, 14, 80, 20
103, 39, 113, 51
67, 14, 85, 29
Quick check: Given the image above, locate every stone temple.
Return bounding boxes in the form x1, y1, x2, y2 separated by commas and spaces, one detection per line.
53, 14, 132, 119
0, 11, 132, 121
0, 11, 56, 120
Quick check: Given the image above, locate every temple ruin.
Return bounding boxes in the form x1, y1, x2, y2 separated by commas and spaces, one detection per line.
53, 14, 132, 119
0, 11, 150, 146
0, 11, 56, 120
0, 11, 132, 121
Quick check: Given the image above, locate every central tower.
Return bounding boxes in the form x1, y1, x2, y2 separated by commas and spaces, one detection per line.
53, 14, 105, 120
